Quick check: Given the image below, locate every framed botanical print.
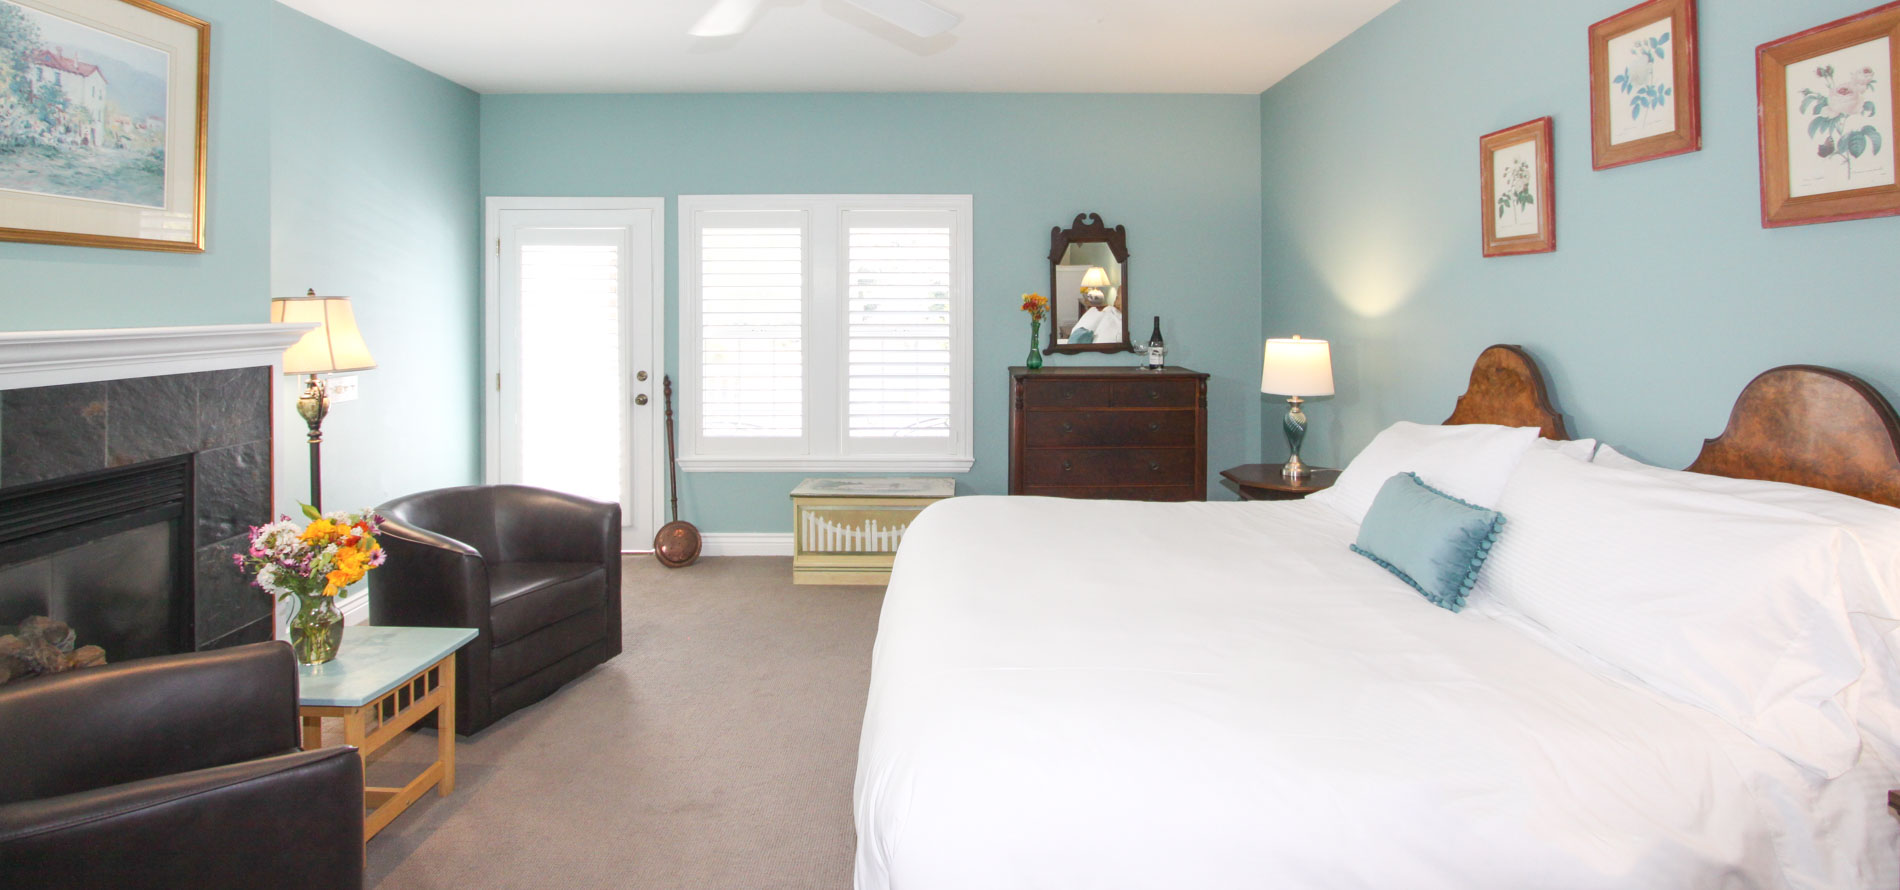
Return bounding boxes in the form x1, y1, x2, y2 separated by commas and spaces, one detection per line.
1589, 0, 1701, 169
0, 0, 208, 252
1480, 117, 1555, 257
1758, 1, 1900, 228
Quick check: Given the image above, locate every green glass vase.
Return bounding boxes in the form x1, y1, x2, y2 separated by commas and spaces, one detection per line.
1027, 320, 1043, 370
288, 594, 345, 665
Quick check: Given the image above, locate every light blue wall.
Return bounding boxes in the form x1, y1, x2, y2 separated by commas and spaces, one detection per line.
1260, 0, 1900, 470
481, 93, 1264, 532
268, 5, 482, 518
0, 0, 272, 330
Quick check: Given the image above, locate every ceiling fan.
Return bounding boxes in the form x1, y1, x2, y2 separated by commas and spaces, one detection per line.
689, 0, 962, 39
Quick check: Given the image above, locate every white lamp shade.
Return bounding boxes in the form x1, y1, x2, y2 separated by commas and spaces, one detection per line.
270, 294, 376, 375
1261, 336, 1333, 397
1078, 266, 1113, 289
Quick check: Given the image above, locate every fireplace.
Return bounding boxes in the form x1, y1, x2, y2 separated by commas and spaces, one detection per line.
0, 366, 278, 653
0, 456, 196, 659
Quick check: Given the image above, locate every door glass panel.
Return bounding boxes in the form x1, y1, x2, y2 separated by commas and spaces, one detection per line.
517, 238, 622, 504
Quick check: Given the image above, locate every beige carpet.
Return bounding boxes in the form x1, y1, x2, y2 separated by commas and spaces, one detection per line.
361, 556, 883, 889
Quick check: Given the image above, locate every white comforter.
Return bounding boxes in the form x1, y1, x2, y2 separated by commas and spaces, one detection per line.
854, 496, 1900, 890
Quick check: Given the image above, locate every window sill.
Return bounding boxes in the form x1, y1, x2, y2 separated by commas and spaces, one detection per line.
678, 455, 974, 473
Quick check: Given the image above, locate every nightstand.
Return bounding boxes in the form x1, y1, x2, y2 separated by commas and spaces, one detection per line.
1220, 463, 1340, 501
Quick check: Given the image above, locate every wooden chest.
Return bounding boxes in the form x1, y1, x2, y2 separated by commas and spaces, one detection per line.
791, 477, 955, 585
1008, 366, 1209, 501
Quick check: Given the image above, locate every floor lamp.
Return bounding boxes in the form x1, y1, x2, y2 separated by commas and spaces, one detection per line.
271, 289, 376, 512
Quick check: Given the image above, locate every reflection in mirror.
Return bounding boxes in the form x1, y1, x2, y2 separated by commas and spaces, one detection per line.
1046, 212, 1131, 354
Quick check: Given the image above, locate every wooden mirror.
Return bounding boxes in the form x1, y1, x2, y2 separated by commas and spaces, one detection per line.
1046, 212, 1132, 354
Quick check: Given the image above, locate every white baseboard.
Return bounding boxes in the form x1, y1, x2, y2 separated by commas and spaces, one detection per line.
700, 532, 795, 556
340, 592, 372, 625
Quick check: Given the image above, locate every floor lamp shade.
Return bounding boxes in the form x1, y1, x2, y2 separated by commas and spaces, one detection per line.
270, 292, 377, 374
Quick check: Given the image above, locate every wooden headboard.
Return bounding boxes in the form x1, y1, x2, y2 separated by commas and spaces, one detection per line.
1443, 345, 1570, 440
1686, 365, 1900, 508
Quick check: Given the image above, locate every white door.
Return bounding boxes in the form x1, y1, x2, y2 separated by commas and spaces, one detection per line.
486, 199, 665, 548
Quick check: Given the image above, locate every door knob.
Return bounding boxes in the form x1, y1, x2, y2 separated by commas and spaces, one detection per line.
637, 370, 649, 381
635, 394, 649, 406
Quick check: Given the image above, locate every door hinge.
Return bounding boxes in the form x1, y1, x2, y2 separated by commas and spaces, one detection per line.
495, 238, 501, 257
495, 372, 502, 391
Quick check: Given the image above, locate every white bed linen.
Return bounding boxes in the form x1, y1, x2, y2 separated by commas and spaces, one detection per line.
854, 496, 1899, 890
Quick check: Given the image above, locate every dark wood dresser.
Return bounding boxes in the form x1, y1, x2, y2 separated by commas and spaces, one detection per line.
1009, 366, 1209, 501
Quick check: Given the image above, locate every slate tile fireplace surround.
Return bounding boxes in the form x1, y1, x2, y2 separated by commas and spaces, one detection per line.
0, 367, 275, 652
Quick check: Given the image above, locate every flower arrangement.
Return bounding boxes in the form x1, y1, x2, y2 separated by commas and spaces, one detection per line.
234, 505, 385, 663
1021, 292, 1048, 370
1801, 64, 1884, 178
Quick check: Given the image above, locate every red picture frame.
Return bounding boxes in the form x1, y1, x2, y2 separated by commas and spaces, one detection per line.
1758, 1, 1900, 227
1590, 0, 1701, 170
1480, 118, 1556, 257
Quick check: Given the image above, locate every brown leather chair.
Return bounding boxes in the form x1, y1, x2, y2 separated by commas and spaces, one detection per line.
0, 642, 365, 889
374, 485, 622, 736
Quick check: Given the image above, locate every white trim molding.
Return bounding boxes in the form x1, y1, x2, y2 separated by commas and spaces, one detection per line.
0, 323, 317, 391
700, 532, 795, 556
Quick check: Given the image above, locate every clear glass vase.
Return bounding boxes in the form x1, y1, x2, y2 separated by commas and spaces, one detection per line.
288, 594, 345, 665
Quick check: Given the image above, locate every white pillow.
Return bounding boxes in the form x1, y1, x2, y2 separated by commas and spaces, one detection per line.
1593, 445, 1900, 766
1307, 421, 1542, 522
1480, 446, 1866, 775
1532, 436, 1599, 462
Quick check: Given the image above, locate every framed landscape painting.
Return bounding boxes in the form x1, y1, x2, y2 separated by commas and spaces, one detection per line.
0, 0, 207, 252
1480, 117, 1555, 257
1589, 0, 1700, 169
1758, 1, 1900, 228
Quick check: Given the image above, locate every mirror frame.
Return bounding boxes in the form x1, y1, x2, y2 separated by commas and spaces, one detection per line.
1046, 212, 1132, 355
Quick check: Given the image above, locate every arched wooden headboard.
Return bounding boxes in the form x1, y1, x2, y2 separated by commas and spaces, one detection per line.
1686, 365, 1900, 507
1442, 345, 1570, 440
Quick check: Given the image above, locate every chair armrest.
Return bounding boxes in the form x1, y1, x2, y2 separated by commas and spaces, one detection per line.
0, 747, 364, 890
492, 485, 623, 564
371, 518, 492, 632
0, 642, 299, 803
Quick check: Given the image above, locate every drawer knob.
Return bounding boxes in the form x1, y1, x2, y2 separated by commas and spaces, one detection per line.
1147, 421, 1159, 432
1061, 390, 1073, 400
1062, 459, 1073, 472
1062, 421, 1074, 432
1149, 461, 1161, 472
1148, 389, 1160, 400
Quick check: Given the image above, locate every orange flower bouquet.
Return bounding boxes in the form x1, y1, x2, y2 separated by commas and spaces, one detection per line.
234, 505, 384, 664
1021, 293, 1049, 369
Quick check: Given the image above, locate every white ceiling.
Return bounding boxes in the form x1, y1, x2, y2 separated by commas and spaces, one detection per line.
275, 0, 1401, 94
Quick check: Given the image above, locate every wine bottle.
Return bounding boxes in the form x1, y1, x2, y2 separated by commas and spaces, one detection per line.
1145, 316, 1165, 370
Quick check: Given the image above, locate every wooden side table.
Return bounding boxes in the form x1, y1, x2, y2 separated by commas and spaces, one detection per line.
1220, 463, 1341, 501
297, 625, 478, 840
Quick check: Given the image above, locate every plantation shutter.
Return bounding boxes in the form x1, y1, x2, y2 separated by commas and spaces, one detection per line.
696, 210, 805, 441
843, 210, 955, 443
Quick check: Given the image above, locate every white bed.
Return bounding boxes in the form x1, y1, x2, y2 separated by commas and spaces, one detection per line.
854, 351, 1900, 890
854, 496, 1896, 890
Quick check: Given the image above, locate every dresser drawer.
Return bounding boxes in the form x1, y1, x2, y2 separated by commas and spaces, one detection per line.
1022, 409, 1196, 448
1020, 448, 1196, 487
1022, 378, 1198, 409
1019, 484, 1201, 502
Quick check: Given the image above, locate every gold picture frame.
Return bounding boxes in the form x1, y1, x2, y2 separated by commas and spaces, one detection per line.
0, 0, 208, 252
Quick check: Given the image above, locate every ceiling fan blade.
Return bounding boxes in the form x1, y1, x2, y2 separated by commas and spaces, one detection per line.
689, 0, 769, 37
841, 0, 961, 37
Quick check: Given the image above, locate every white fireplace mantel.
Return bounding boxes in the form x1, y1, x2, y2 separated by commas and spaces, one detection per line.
0, 323, 318, 391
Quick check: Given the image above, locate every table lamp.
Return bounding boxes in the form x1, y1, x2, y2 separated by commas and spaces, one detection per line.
1261, 336, 1333, 480
271, 289, 376, 511
1078, 265, 1112, 302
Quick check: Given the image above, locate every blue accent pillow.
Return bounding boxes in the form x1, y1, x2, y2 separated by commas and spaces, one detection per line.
1068, 326, 1096, 344
1349, 472, 1505, 613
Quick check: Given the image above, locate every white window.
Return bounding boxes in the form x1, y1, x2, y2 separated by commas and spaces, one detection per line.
679, 195, 973, 472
